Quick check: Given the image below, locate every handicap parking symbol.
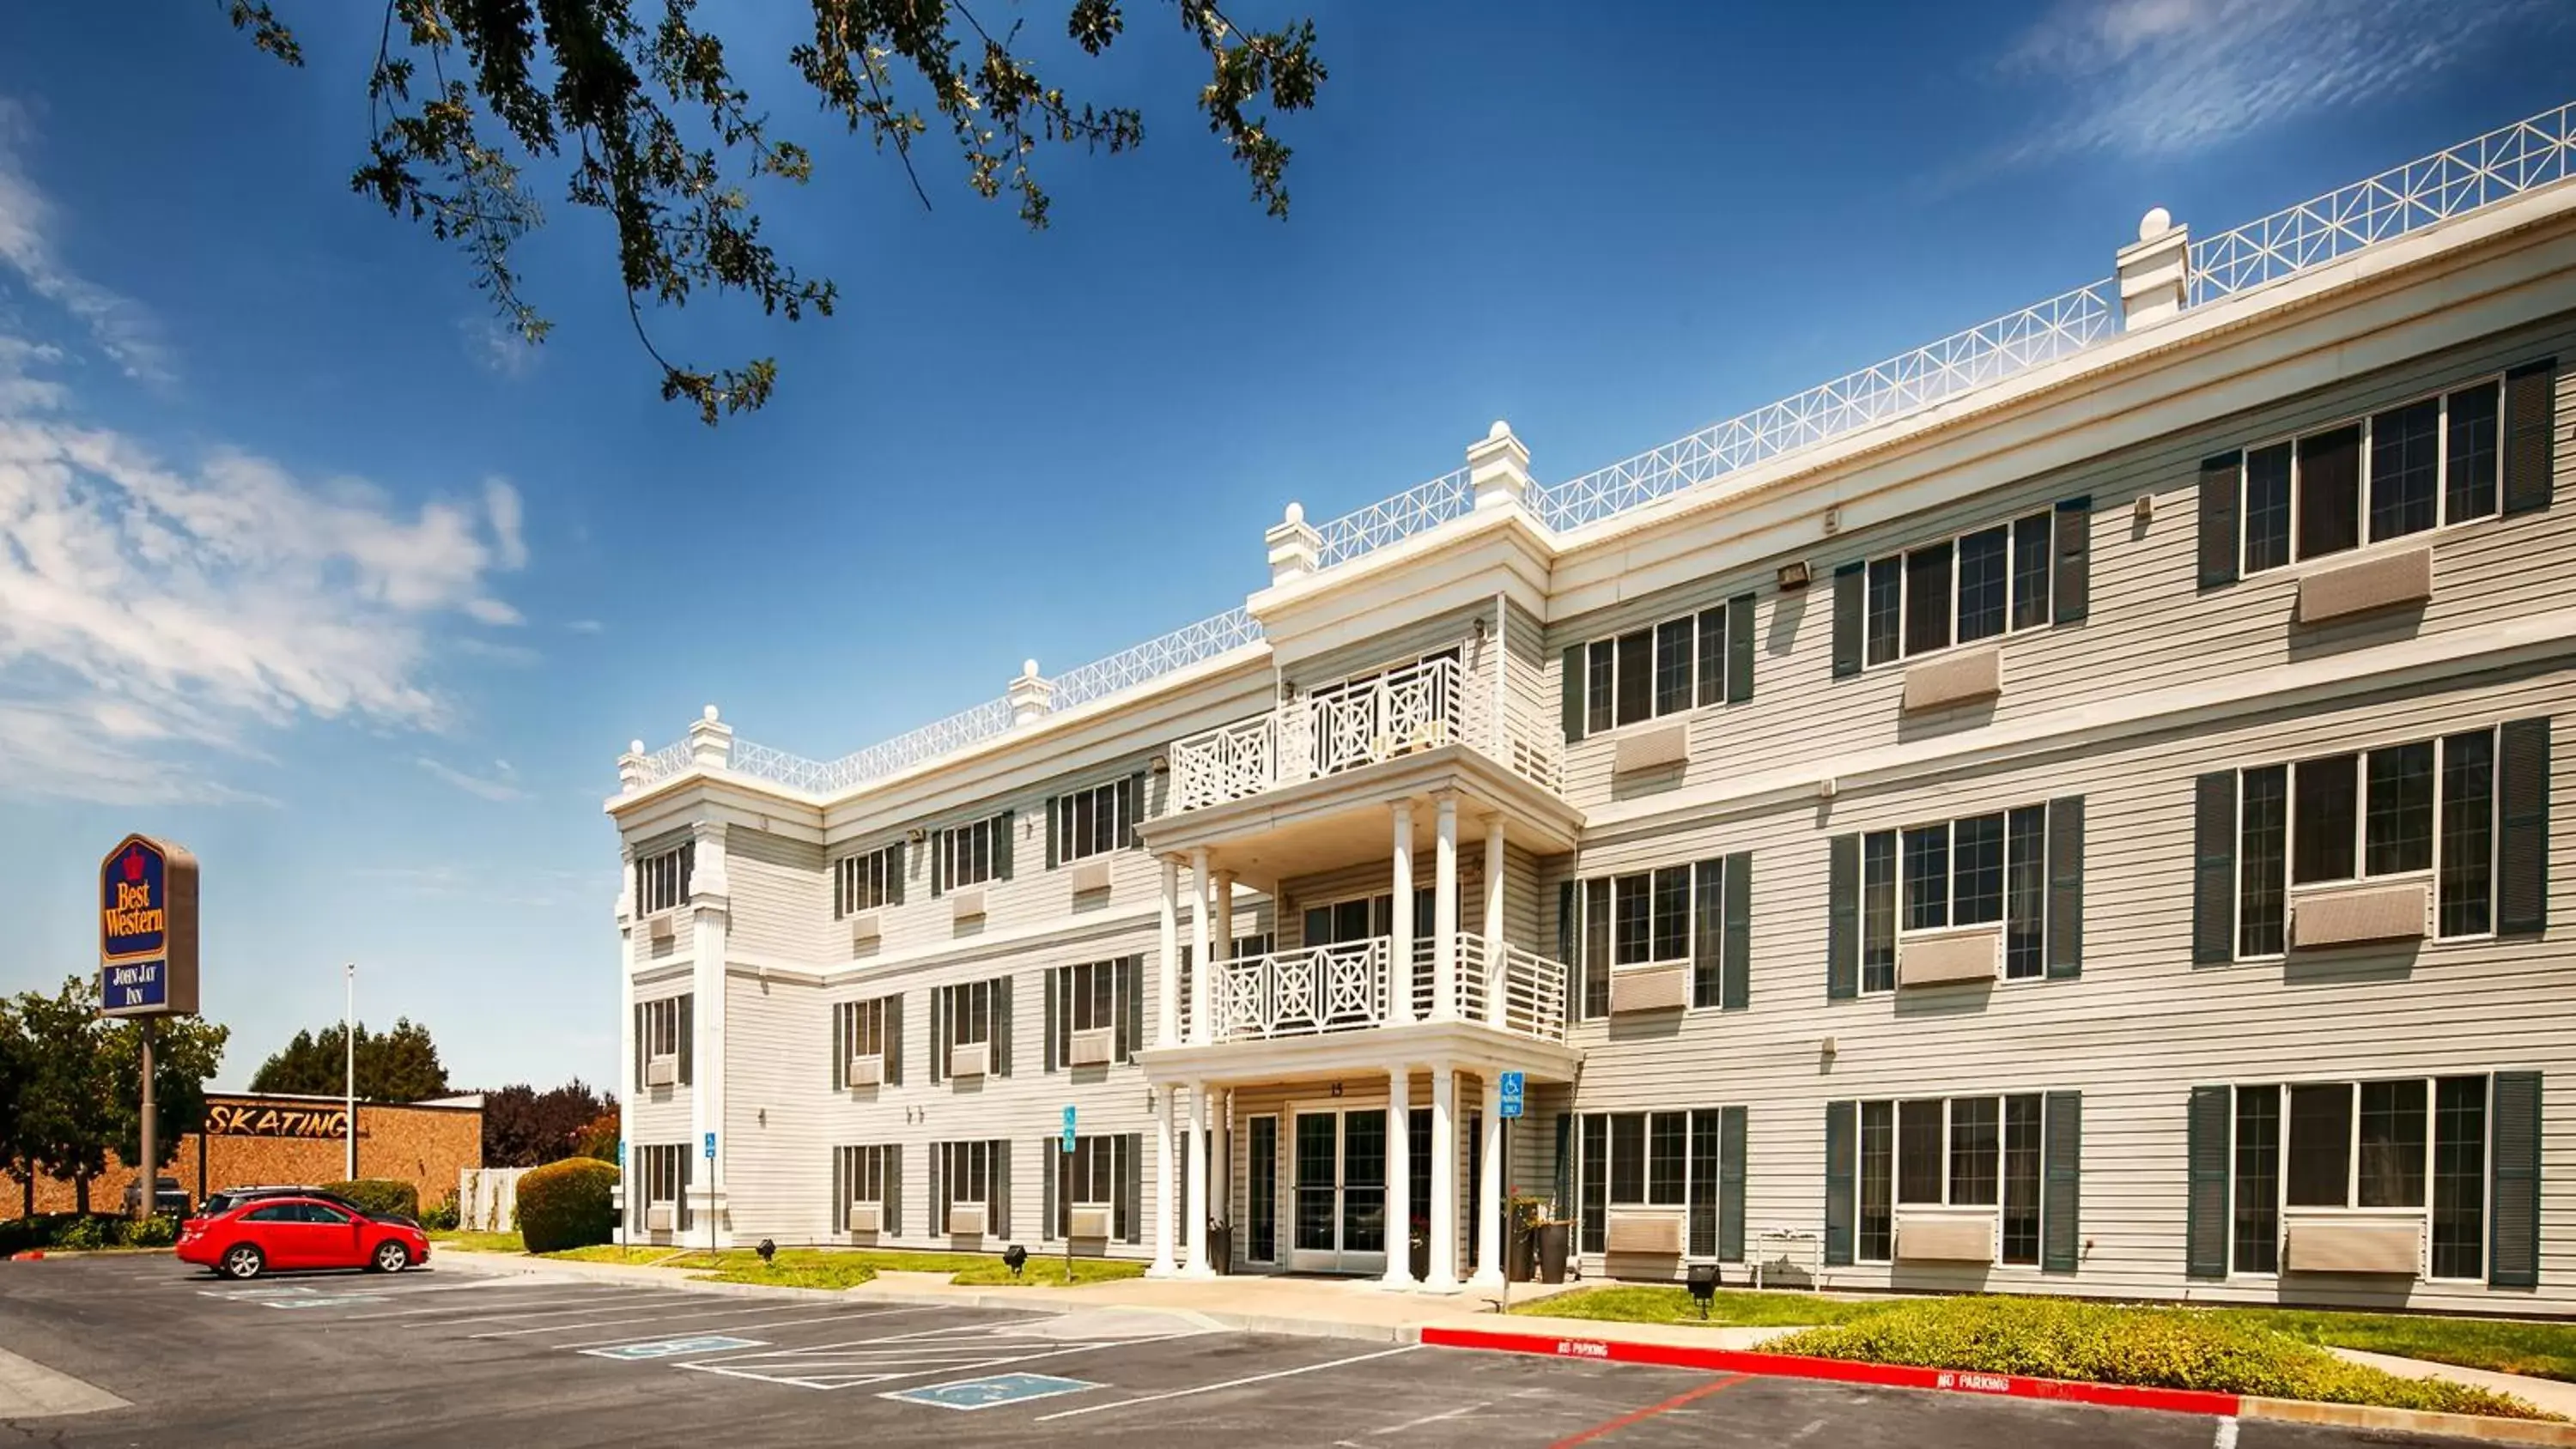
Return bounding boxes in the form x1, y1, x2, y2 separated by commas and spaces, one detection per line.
583, 1335, 769, 1361
884, 1373, 1098, 1411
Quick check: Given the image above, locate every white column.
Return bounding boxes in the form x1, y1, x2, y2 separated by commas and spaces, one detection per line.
1432, 795, 1460, 1020
1482, 817, 1506, 1028
1183, 1081, 1212, 1276
1157, 858, 1181, 1047
1469, 1075, 1504, 1290
1388, 803, 1416, 1026
1380, 1064, 1415, 1288
689, 820, 730, 1248
1214, 1088, 1232, 1246
1150, 1084, 1177, 1276
1214, 870, 1236, 965
1425, 1064, 1461, 1292
1188, 849, 1212, 1045
614, 849, 636, 1246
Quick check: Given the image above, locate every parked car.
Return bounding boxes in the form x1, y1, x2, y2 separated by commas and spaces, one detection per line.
177, 1196, 429, 1280
122, 1175, 190, 1218
194, 1185, 417, 1228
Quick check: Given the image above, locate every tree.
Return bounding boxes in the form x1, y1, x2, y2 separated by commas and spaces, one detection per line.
479, 1080, 610, 1168
102, 1015, 233, 1180
14, 979, 116, 1214
248, 1018, 451, 1102
222, 1, 1327, 424
572, 1102, 621, 1164
0, 998, 32, 1217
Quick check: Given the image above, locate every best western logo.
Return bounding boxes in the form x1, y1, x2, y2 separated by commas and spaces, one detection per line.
102, 880, 167, 941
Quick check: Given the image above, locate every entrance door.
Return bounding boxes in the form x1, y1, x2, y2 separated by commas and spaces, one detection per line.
1247, 1115, 1279, 1264
1290, 1107, 1386, 1273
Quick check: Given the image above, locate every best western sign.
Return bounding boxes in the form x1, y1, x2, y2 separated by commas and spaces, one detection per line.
99, 834, 200, 1018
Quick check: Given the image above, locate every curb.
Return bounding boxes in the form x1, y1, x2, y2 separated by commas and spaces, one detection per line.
2241, 1397, 2576, 1446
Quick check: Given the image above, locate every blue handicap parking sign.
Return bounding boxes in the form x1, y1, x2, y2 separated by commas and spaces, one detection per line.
1062, 1105, 1077, 1152
704, 1131, 717, 1160
1499, 1070, 1525, 1119
885, 1373, 1098, 1412
583, 1335, 766, 1361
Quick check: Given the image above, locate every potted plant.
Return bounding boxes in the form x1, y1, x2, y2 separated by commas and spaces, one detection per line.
1207, 1216, 1233, 1276
1531, 1199, 1573, 1284
1407, 1213, 1431, 1282
1504, 1191, 1546, 1282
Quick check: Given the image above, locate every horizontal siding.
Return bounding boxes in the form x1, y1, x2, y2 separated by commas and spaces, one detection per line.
726, 830, 833, 962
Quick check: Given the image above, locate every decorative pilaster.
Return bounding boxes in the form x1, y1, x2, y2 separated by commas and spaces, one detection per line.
618, 739, 647, 793
1381, 1065, 1415, 1289
687, 705, 732, 772
1267, 502, 1321, 585
1007, 660, 1054, 725
2117, 208, 2190, 330
1425, 1065, 1461, 1292
688, 819, 729, 1248
1467, 421, 1532, 512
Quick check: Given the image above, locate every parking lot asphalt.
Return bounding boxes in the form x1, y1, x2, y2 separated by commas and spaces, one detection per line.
0, 1256, 2497, 1448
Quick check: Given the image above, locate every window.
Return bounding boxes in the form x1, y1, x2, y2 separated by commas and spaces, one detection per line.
1049, 958, 1136, 1067
1571, 856, 1747, 1016
1862, 511, 2057, 666
1857, 804, 2054, 991
938, 979, 997, 1073
836, 1143, 895, 1204
1572, 1107, 1737, 1257
1066, 1135, 1125, 1207
1849, 1094, 2052, 1266
2237, 379, 2505, 573
938, 816, 999, 891
635, 843, 692, 915
635, 994, 692, 1088
836, 997, 890, 1086
944, 1139, 992, 1208
633, 1143, 690, 1232
2215, 1077, 2493, 1279
1582, 601, 1735, 733
2232, 729, 2500, 956
1054, 779, 1136, 864
835, 843, 901, 917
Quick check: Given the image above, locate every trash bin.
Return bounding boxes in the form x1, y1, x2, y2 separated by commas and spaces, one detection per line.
1209, 1223, 1234, 1276
1535, 1221, 1571, 1284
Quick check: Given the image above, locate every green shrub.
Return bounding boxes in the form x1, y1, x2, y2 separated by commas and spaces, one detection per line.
421, 1191, 461, 1232
55, 1216, 112, 1251
124, 1214, 179, 1248
514, 1159, 619, 1253
321, 1179, 422, 1221
1767, 1297, 2549, 1420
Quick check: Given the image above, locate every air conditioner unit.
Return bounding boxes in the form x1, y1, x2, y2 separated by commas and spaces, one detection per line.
947, 1203, 987, 1238
645, 1054, 678, 1087
951, 888, 987, 923
1069, 1205, 1114, 1240
848, 911, 882, 946
1605, 1211, 1684, 1256
646, 1203, 675, 1233
1070, 858, 1113, 894
846, 1054, 884, 1088
1068, 1027, 1116, 1068
949, 1040, 990, 1079
648, 914, 677, 942
846, 1201, 882, 1235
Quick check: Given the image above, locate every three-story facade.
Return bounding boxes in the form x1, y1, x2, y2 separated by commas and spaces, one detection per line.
608, 106, 2576, 1312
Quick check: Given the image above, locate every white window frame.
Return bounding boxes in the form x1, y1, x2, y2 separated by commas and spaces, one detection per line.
639, 995, 689, 1083
635, 1143, 689, 1230
1582, 603, 1731, 735
1856, 803, 2053, 995
1849, 1092, 2053, 1269
1054, 781, 1131, 864
940, 817, 999, 890
1862, 508, 2057, 669
838, 1143, 892, 1206
1068, 1134, 1123, 1210
635, 844, 692, 915
839, 996, 890, 1081
1571, 1107, 1734, 1261
2231, 725, 2499, 961
945, 1139, 993, 1212
942, 979, 993, 1060
1057, 959, 1126, 1058
2236, 373, 2507, 578
835, 844, 899, 918
2220, 1074, 2494, 1283
1572, 862, 1741, 1022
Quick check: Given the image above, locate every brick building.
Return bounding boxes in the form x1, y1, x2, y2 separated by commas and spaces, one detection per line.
6, 1092, 483, 1217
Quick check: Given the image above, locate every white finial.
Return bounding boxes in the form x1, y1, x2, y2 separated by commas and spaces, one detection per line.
702, 704, 720, 722
1022, 658, 1040, 679
629, 738, 646, 755
2139, 206, 2172, 243
1283, 500, 1304, 525
1487, 420, 1511, 441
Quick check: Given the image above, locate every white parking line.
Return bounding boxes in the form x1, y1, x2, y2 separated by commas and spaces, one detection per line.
346, 1292, 702, 1324
483, 1302, 940, 1343
682, 1325, 1200, 1392
1032, 1344, 1423, 1422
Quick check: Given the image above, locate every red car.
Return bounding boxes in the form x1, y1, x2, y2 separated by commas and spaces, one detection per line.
177, 1195, 430, 1280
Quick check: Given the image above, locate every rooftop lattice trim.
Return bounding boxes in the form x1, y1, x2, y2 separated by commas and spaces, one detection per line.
1052, 606, 1265, 710
2190, 100, 2576, 306
1314, 468, 1473, 567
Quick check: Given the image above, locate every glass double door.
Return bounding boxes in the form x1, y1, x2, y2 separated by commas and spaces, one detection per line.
1290, 1107, 1386, 1273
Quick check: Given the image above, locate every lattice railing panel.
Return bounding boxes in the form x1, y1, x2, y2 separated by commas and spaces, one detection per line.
1314, 468, 1473, 568
1051, 607, 1265, 710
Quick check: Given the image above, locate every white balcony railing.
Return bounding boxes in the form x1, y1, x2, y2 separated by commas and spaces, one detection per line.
1212, 932, 1566, 1046
1170, 652, 1562, 810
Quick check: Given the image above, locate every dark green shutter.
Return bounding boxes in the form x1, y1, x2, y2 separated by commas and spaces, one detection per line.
830, 1000, 845, 1091
1120, 1131, 1144, 1243
677, 993, 693, 1085
632, 1003, 645, 1091
2042, 1091, 2080, 1272
931, 830, 945, 897
1044, 967, 1061, 1073
1557, 880, 1577, 1025
885, 993, 904, 1085
1826, 834, 1858, 999
2198, 452, 2242, 589
2490, 1071, 2542, 1288
1831, 562, 1864, 678
994, 809, 1015, 881
1120, 956, 1142, 1063
2503, 358, 2557, 517
1560, 646, 1586, 742
2192, 773, 2238, 967
885, 1145, 903, 1237
992, 976, 1013, 1076
1044, 797, 1060, 871
1691, 858, 1723, 1009
1127, 772, 1148, 847
2052, 497, 2091, 624
2499, 718, 2550, 937
2185, 1085, 2230, 1278
991, 1140, 1012, 1238
1722, 851, 1752, 1009
2046, 797, 2083, 979
889, 839, 907, 906
1552, 1111, 1572, 1222
1718, 1105, 1747, 1263
1726, 592, 1755, 703
1824, 1100, 1855, 1266
1043, 1137, 1058, 1240
929, 988, 945, 1083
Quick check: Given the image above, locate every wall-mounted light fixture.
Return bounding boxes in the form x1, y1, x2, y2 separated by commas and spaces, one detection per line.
1150, 755, 1170, 775
1776, 560, 1813, 592
906, 828, 926, 845
2134, 494, 2156, 523
1473, 615, 1490, 640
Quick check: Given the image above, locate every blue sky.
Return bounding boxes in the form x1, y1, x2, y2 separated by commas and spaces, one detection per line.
1, 0, 2568, 1092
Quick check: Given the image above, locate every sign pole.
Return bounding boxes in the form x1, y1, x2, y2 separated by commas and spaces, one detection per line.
1500, 1116, 1509, 1316
343, 962, 357, 1180
137, 1017, 156, 1222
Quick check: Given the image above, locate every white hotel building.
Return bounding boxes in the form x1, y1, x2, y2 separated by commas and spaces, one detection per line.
610, 105, 2576, 1310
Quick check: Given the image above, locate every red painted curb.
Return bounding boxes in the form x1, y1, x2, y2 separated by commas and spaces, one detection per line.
8, 1251, 43, 1261
1420, 1326, 2244, 1420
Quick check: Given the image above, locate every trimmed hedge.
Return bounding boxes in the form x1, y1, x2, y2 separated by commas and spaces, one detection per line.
515, 1158, 619, 1253
1768, 1297, 2550, 1420
0, 1213, 179, 1253
321, 1179, 421, 1222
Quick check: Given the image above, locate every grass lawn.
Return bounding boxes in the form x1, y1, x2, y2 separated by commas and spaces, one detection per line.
544, 1245, 701, 1265
527, 1245, 1145, 1290
427, 1230, 526, 1255
2214, 1307, 2576, 1385
1512, 1285, 1889, 1329
950, 1256, 1146, 1288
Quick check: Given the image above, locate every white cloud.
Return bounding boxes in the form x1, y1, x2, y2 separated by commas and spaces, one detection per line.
1995, 0, 2558, 162
0, 100, 169, 380
564, 619, 605, 634
415, 755, 528, 802
462, 316, 540, 379
485, 478, 527, 570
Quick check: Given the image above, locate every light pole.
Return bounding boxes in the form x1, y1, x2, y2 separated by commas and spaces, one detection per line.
343, 962, 356, 1179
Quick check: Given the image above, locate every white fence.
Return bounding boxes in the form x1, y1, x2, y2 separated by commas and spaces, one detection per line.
458, 1167, 533, 1233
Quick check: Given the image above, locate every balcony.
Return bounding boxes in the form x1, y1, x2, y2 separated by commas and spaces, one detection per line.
1213, 934, 1568, 1046
1170, 653, 1561, 813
